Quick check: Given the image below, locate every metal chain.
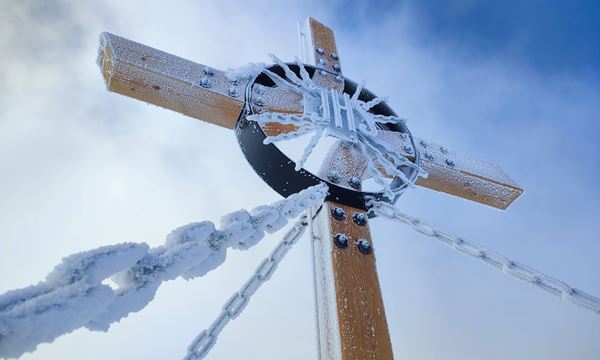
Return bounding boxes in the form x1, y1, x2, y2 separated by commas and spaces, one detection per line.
183, 214, 310, 360
370, 201, 600, 316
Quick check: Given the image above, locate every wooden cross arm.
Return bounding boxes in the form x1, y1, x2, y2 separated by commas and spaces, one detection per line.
377, 131, 523, 210
97, 32, 246, 129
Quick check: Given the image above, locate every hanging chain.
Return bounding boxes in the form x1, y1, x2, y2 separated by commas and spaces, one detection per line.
183, 214, 310, 360
370, 201, 600, 316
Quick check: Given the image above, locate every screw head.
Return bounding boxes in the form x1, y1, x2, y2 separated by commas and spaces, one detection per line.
253, 98, 265, 106
318, 58, 327, 66
348, 176, 361, 190
327, 170, 341, 183
227, 87, 239, 97
352, 212, 367, 226
316, 47, 325, 54
419, 140, 428, 148
203, 66, 214, 76
330, 53, 338, 59
319, 70, 328, 76
424, 152, 434, 161
331, 207, 346, 221
356, 239, 372, 254
332, 64, 341, 72
199, 77, 212, 88
403, 145, 413, 154
334, 75, 344, 82
440, 146, 449, 155
254, 85, 266, 95
334, 233, 349, 248
445, 159, 455, 167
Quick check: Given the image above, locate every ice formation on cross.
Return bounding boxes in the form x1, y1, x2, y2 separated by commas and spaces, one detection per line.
247, 55, 425, 198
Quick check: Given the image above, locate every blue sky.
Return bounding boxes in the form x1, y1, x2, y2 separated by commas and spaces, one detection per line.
0, 1, 599, 359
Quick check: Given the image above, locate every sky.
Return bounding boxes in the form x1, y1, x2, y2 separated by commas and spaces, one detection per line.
1, 0, 599, 359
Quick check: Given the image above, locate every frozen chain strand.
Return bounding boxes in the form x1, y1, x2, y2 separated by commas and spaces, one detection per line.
184, 214, 310, 360
370, 201, 600, 315
0, 184, 327, 359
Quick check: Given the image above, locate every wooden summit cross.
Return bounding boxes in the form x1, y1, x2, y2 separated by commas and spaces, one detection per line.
98, 18, 522, 359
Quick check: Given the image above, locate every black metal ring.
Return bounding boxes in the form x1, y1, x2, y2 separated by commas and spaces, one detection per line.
234, 64, 420, 210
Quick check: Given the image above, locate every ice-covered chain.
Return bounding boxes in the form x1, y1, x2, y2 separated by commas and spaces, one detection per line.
0, 184, 327, 359
184, 214, 310, 360
370, 201, 600, 315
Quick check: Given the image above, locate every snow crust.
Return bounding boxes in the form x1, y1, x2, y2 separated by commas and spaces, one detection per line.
0, 184, 327, 358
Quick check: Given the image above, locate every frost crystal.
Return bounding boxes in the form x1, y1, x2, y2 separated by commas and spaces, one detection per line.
247, 55, 425, 198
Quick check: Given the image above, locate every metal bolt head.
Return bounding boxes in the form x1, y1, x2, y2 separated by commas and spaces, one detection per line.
332, 63, 341, 72
199, 77, 212, 88
253, 98, 265, 106
352, 212, 367, 226
330, 53, 338, 59
203, 66, 214, 76
440, 146, 449, 155
318, 58, 327, 66
227, 87, 239, 98
331, 207, 346, 221
445, 159, 455, 167
356, 239, 372, 254
334, 233, 349, 249
403, 145, 413, 154
348, 176, 361, 190
419, 140, 428, 148
319, 70, 328, 76
254, 85, 266, 95
316, 47, 325, 54
424, 152, 434, 161
327, 170, 341, 183
334, 75, 344, 82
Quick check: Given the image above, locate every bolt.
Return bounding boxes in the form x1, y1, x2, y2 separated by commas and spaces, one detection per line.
334, 75, 344, 82
319, 70, 328, 76
334, 233, 349, 249
227, 87, 239, 98
316, 47, 325, 54
332, 64, 341, 72
356, 239, 372, 254
445, 159, 455, 167
327, 170, 341, 183
331, 207, 346, 221
352, 212, 367, 226
440, 146, 449, 154
348, 176, 361, 190
424, 152, 434, 161
199, 77, 212, 88
330, 53, 338, 59
419, 140, 428, 148
318, 58, 327, 66
403, 145, 413, 154
254, 85, 266, 95
203, 66, 214, 76
253, 98, 265, 106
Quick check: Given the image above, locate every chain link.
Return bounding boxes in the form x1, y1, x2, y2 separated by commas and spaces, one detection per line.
183, 214, 310, 360
370, 201, 600, 316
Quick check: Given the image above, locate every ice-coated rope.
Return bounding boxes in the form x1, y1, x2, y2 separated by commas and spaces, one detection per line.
183, 214, 310, 360
370, 201, 600, 316
0, 184, 328, 359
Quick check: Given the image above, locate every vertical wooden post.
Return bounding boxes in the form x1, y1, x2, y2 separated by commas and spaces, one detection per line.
301, 18, 394, 359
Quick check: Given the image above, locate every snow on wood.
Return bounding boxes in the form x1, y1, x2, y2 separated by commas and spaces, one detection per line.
98, 32, 246, 129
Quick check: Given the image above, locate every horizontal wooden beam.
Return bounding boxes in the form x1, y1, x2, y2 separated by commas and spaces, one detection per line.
377, 131, 523, 209
98, 32, 245, 129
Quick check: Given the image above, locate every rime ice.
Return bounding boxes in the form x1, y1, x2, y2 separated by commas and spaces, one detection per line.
0, 184, 327, 358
